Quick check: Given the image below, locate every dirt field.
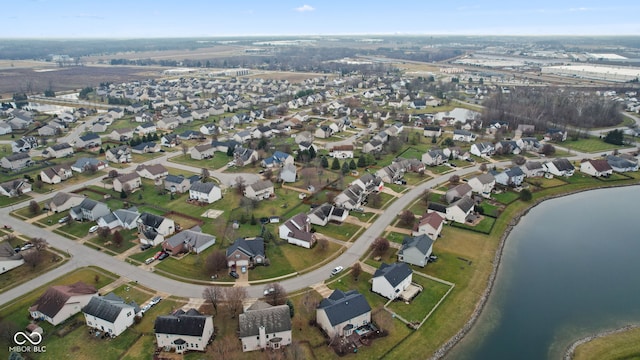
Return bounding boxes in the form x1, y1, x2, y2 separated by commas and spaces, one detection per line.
0, 65, 164, 98
83, 45, 244, 62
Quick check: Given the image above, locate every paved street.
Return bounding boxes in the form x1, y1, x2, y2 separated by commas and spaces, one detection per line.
0, 141, 637, 306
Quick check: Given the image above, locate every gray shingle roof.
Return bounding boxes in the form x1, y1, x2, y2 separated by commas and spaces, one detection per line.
239, 303, 291, 337
373, 263, 412, 288
400, 234, 434, 257
82, 294, 137, 322
318, 290, 371, 327
154, 309, 209, 337
190, 181, 217, 194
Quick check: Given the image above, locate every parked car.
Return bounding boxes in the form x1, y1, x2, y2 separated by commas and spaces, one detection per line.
394, 179, 407, 185
140, 243, 152, 251
144, 257, 155, 265
229, 271, 239, 279
153, 251, 164, 260
3, 224, 11, 229
158, 252, 169, 260
428, 255, 439, 263
89, 225, 99, 233
149, 296, 162, 305
58, 216, 70, 224
330, 266, 344, 276
263, 287, 275, 296
20, 243, 34, 251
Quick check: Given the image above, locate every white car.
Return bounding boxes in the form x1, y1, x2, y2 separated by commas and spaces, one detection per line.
89, 225, 100, 233
330, 266, 344, 276
145, 257, 155, 265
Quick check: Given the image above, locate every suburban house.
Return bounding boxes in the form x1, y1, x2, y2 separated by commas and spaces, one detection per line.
233, 147, 259, 167
189, 181, 222, 204
40, 165, 73, 185
422, 149, 446, 166
491, 167, 525, 187
163, 227, 216, 255
423, 126, 442, 138
97, 207, 141, 230
11, 136, 38, 152
71, 158, 108, 173
279, 163, 297, 183
518, 137, 542, 152
75, 133, 101, 148
190, 144, 215, 160
113, 173, 142, 193
239, 301, 292, 352
105, 146, 132, 163
315, 125, 333, 139
244, 180, 274, 201
316, 290, 371, 338
521, 161, 547, 177
494, 140, 521, 155
232, 130, 252, 144
164, 175, 191, 194
371, 262, 413, 300
69, 198, 111, 221
308, 203, 349, 226
606, 155, 639, 173
29, 282, 98, 326
136, 122, 157, 135
362, 139, 384, 154
44, 192, 85, 213
226, 237, 266, 268
42, 143, 74, 159
544, 158, 575, 177
445, 183, 473, 204
398, 234, 434, 267
261, 151, 294, 168
82, 293, 139, 337
471, 142, 496, 158
135, 164, 169, 181
329, 145, 354, 159
467, 173, 495, 197
445, 196, 475, 224
0, 179, 31, 197
452, 129, 476, 142
161, 134, 179, 147
1, 152, 32, 171
132, 141, 160, 154
109, 128, 134, 142
155, 308, 214, 354
580, 159, 613, 177
412, 212, 444, 238
137, 213, 176, 246
544, 128, 568, 142
279, 213, 316, 248
0, 242, 24, 274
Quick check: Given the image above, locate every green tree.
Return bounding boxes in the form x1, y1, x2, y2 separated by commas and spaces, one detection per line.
431, 135, 437, 144
331, 158, 340, 170
308, 146, 316, 159
320, 156, 329, 168
603, 129, 624, 145
349, 159, 357, 170
341, 161, 350, 175
357, 156, 366, 168
120, 189, 127, 199
520, 189, 533, 202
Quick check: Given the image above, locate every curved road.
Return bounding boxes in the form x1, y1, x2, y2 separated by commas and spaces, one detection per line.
0, 145, 635, 306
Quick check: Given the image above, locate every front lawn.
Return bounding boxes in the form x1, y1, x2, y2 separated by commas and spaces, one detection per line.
563, 137, 629, 153
315, 222, 363, 241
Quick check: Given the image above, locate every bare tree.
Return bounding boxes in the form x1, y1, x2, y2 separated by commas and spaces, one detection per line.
316, 237, 329, 253
181, 143, 189, 156
370, 237, 390, 257
205, 250, 227, 275
225, 287, 247, 318
201, 168, 210, 182
512, 155, 526, 166
264, 283, 287, 306
202, 286, 225, 317
31, 237, 48, 251
421, 189, 431, 207
301, 291, 319, 318
234, 176, 246, 195
368, 192, 382, 208
372, 307, 393, 333
479, 163, 488, 172
398, 210, 416, 228
449, 174, 460, 185
97, 227, 111, 241
22, 249, 44, 269
112, 230, 124, 247
351, 263, 362, 281
28, 200, 40, 216
108, 169, 119, 178
210, 334, 239, 360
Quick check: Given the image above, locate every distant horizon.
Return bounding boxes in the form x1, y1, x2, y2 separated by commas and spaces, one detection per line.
2, 1, 638, 38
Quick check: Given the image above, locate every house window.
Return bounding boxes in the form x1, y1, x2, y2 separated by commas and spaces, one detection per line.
235, 254, 240, 259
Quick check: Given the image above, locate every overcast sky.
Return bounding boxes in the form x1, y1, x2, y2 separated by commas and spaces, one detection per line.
3, 0, 638, 38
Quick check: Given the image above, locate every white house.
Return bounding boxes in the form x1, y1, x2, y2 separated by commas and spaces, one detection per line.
0, 242, 24, 274
371, 263, 413, 300
113, 173, 141, 193
279, 213, 316, 248
29, 282, 98, 326
154, 308, 214, 354
243, 180, 274, 201
137, 213, 176, 246
544, 158, 575, 177
580, 159, 613, 177
316, 290, 371, 338
467, 173, 495, 197
308, 203, 349, 226
398, 234, 434, 267
470, 142, 494, 157
329, 145, 354, 159
82, 293, 139, 337
452, 129, 476, 142
189, 181, 222, 204
412, 212, 444, 238
239, 301, 292, 352
445, 196, 475, 224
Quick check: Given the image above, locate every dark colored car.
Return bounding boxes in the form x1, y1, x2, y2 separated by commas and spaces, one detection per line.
140, 243, 152, 251
229, 271, 239, 279
158, 252, 169, 260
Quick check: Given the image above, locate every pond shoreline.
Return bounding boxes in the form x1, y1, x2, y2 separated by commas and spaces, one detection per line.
431, 182, 640, 360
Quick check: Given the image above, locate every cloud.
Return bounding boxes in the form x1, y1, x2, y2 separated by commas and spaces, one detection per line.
295, 4, 315, 12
